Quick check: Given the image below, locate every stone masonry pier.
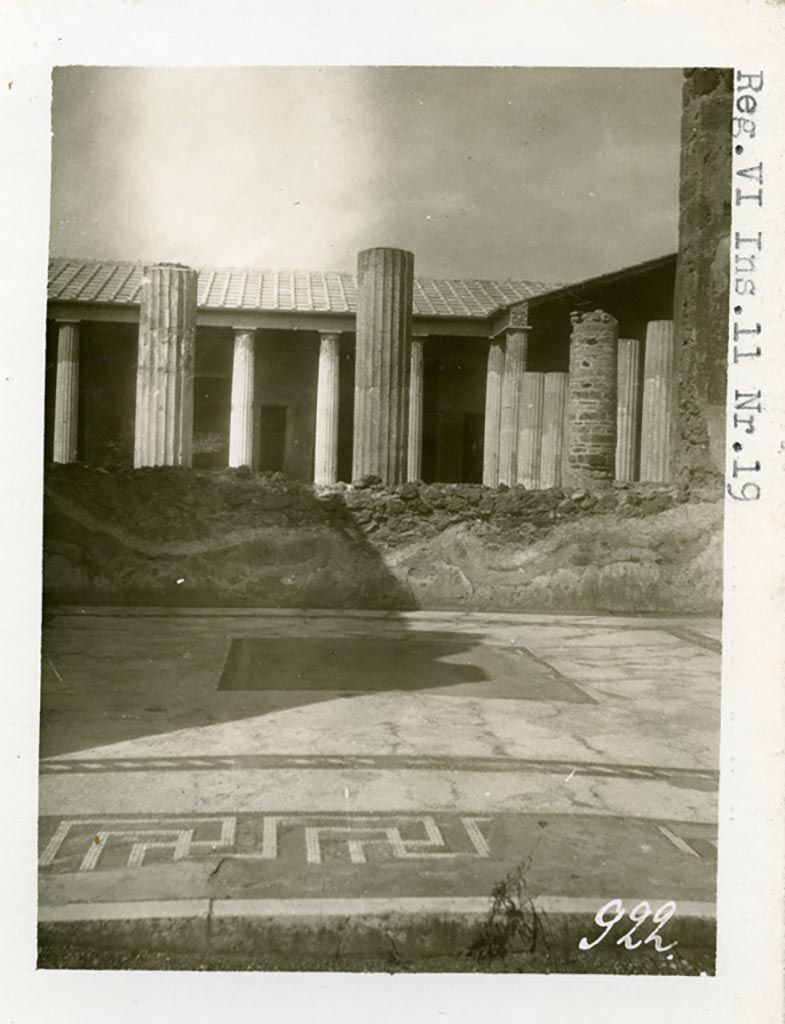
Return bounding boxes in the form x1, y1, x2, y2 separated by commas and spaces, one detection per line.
566, 310, 618, 487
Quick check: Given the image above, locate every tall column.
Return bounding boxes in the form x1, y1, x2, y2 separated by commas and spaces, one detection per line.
52, 321, 80, 464
352, 247, 414, 485
497, 329, 528, 485
134, 263, 198, 468
517, 372, 545, 488
615, 337, 643, 482
314, 331, 341, 484
640, 320, 676, 483
566, 310, 618, 487
482, 337, 505, 487
540, 372, 568, 489
407, 335, 425, 482
228, 329, 256, 468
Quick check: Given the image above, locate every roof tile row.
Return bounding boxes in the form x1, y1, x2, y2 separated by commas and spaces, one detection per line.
48, 258, 552, 320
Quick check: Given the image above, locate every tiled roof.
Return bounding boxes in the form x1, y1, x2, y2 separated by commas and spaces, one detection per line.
47, 258, 554, 320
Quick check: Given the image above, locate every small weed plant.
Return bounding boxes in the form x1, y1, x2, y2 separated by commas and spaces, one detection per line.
468, 847, 550, 963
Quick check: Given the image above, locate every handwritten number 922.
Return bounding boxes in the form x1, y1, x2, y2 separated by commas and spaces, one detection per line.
579, 899, 678, 952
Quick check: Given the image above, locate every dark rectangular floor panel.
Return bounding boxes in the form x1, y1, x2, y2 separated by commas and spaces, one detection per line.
218, 637, 592, 702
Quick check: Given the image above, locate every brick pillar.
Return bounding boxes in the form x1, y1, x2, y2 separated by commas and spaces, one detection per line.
497, 327, 528, 485
482, 337, 505, 487
407, 335, 425, 482
352, 247, 413, 484
229, 329, 256, 468
673, 68, 733, 482
517, 372, 545, 488
52, 321, 80, 464
314, 331, 341, 485
640, 320, 676, 483
615, 337, 643, 482
540, 372, 568, 489
567, 310, 618, 487
134, 263, 198, 468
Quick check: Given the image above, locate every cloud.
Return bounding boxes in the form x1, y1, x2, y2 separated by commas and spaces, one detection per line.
50, 66, 682, 282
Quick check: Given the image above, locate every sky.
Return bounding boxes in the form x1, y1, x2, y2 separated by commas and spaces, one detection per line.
49, 66, 683, 284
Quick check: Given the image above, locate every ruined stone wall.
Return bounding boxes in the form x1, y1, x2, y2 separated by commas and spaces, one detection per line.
673, 68, 733, 483
41, 466, 722, 614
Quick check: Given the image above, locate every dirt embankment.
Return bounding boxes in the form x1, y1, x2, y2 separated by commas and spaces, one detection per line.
42, 465, 723, 613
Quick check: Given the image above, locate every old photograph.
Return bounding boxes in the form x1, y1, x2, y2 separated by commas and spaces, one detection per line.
38, 65, 728, 975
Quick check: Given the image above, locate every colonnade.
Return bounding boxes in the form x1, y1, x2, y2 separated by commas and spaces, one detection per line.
480, 312, 676, 488
50, 255, 678, 487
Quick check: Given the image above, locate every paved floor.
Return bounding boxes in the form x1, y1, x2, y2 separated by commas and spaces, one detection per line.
38, 609, 721, 958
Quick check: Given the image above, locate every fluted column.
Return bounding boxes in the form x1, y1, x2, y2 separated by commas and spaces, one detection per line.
497, 329, 528, 485
225, 327, 255, 468
540, 372, 568, 489
352, 247, 414, 484
566, 310, 618, 487
517, 372, 545, 488
640, 320, 676, 482
407, 335, 425, 482
314, 331, 341, 485
52, 321, 80, 463
228, 329, 256, 468
482, 338, 505, 487
134, 263, 197, 468
560, 368, 572, 487
615, 337, 642, 482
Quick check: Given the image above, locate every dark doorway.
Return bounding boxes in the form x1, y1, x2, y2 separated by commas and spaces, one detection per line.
258, 405, 288, 472
462, 412, 484, 483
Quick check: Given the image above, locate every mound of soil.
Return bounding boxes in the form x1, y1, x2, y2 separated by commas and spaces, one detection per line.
42, 465, 723, 613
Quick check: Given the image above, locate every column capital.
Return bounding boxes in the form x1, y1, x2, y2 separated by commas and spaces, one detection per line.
231, 325, 256, 335
318, 329, 342, 341
490, 321, 532, 341
490, 299, 530, 338
55, 318, 81, 327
